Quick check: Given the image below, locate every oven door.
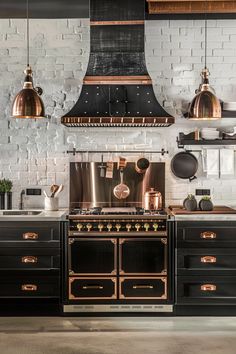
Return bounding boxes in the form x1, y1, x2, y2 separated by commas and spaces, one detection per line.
68, 238, 117, 276
119, 238, 167, 275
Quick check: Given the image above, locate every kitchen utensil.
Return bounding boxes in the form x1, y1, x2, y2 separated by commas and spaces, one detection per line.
98, 154, 106, 178
135, 157, 150, 174
54, 184, 64, 198
113, 170, 130, 200
43, 190, 49, 198
106, 161, 114, 179
117, 157, 127, 170
144, 188, 162, 210
171, 151, 198, 182
50, 184, 59, 197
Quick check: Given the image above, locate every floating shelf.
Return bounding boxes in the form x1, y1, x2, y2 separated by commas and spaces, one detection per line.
177, 139, 236, 148
177, 133, 236, 148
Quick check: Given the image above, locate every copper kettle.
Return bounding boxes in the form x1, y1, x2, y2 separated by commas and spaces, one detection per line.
144, 188, 162, 210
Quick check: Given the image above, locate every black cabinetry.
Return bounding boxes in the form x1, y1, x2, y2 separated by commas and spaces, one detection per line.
176, 221, 236, 306
0, 222, 61, 299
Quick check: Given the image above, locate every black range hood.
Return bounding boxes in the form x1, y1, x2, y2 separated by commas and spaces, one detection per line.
61, 0, 175, 127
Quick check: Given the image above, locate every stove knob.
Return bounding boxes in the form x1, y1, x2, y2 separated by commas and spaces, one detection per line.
115, 223, 121, 232
107, 223, 112, 232
126, 223, 132, 232
98, 223, 104, 232
144, 223, 150, 232
86, 223, 92, 232
153, 223, 158, 232
135, 223, 141, 231
76, 223, 83, 232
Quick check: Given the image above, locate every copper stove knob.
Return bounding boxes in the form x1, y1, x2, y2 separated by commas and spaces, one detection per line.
135, 223, 141, 231
86, 223, 92, 232
107, 223, 112, 232
77, 223, 83, 232
126, 223, 132, 232
115, 223, 121, 232
153, 223, 158, 232
98, 223, 104, 232
144, 223, 150, 232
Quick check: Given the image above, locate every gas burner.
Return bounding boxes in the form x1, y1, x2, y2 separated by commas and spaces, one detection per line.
70, 206, 167, 216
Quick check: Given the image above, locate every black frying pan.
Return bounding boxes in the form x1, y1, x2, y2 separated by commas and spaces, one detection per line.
171, 152, 198, 182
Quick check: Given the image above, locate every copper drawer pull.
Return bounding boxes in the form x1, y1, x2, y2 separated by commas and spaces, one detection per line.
82, 285, 104, 290
21, 284, 38, 291
133, 285, 154, 289
200, 231, 216, 239
21, 256, 38, 263
200, 284, 217, 291
201, 256, 217, 263
22, 232, 39, 240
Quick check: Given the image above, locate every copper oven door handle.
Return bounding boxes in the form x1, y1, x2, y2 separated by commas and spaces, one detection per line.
22, 232, 39, 240
21, 284, 38, 291
200, 284, 217, 291
200, 231, 217, 239
82, 285, 104, 290
133, 285, 154, 289
201, 256, 217, 263
21, 256, 38, 263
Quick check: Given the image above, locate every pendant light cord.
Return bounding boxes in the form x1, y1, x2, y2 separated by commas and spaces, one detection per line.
27, 0, 29, 67
204, 0, 207, 69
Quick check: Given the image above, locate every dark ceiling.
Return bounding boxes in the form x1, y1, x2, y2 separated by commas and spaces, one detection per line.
0, 0, 89, 18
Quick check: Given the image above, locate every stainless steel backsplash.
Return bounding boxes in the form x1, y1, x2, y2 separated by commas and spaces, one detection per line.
70, 162, 165, 209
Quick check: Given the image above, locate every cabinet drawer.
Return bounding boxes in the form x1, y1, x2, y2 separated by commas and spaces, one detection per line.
0, 248, 60, 270
68, 238, 117, 275
177, 276, 236, 304
119, 238, 167, 275
177, 248, 236, 275
177, 222, 236, 247
69, 277, 117, 300
120, 277, 167, 300
0, 222, 60, 245
0, 275, 60, 298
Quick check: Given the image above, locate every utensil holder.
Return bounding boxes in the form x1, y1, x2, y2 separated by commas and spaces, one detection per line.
44, 197, 59, 211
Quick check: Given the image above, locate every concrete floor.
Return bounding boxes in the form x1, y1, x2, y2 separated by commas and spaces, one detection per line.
0, 317, 235, 354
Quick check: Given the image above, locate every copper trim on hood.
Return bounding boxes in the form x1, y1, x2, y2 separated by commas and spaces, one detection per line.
61, 0, 175, 128
83, 75, 152, 85
62, 116, 174, 127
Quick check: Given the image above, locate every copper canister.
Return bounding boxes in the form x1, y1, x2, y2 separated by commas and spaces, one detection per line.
144, 188, 162, 210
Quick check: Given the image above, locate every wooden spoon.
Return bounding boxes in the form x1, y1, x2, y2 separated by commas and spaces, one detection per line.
50, 184, 59, 197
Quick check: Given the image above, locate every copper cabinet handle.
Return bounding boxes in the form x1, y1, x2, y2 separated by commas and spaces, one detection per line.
201, 256, 217, 263
133, 285, 154, 289
200, 231, 217, 239
21, 256, 38, 263
82, 285, 104, 290
21, 284, 38, 291
22, 232, 39, 240
200, 284, 217, 291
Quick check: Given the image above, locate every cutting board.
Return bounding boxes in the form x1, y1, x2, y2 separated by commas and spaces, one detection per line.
168, 205, 236, 215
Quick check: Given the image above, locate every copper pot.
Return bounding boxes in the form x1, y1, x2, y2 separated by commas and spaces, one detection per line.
144, 188, 162, 210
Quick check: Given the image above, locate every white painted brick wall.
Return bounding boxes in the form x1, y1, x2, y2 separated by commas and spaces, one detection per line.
0, 18, 236, 208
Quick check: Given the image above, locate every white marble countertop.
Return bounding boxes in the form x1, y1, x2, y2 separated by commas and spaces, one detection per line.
172, 214, 236, 221
0, 209, 68, 221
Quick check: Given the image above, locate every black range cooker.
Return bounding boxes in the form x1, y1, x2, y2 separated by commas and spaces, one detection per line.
64, 204, 173, 313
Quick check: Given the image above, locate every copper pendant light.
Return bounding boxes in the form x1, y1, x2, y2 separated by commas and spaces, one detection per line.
12, 0, 45, 119
188, 0, 221, 121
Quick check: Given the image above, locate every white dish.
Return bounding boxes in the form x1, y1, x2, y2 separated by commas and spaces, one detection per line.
223, 102, 236, 111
